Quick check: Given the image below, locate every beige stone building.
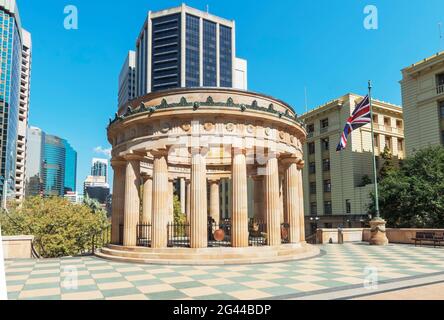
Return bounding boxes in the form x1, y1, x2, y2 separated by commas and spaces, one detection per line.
300, 94, 404, 236
401, 51, 444, 156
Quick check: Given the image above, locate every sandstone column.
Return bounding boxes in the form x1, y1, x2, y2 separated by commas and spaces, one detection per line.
279, 175, 285, 224
252, 176, 265, 221
141, 174, 153, 241
297, 161, 306, 243
111, 160, 126, 245
209, 179, 220, 225
141, 175, 153, 224
185, 179, 191, 223
265, 155, 281, 246
123, 155, 141, 247
180, 178, 186, 215
231, 149, 249, 247
168, 178, 174, 224
151, 149, 169, 248
190, 149, 208, 248
283, 156, 301, 244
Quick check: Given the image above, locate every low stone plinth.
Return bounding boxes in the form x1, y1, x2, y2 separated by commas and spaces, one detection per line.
2, 236, 35, 259
96, 243, 320, 265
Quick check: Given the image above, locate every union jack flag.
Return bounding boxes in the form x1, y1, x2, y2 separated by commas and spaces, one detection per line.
336, 95, 371, 151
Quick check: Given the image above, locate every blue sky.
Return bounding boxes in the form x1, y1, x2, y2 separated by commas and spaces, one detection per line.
17, 0, 444, 193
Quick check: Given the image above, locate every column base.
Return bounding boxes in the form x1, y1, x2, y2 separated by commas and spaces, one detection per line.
369, 218, 389, 246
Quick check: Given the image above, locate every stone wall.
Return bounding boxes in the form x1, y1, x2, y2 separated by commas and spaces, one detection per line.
2, 236, 35, 259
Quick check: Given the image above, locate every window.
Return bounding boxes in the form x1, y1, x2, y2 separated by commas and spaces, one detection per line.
307, 124, 315, 133
324, 201, 332, 215
398, 139, 404, 151
440, 102, 444, 118
385, 137, 392, 151
309, 162, 316, 174
346, 200, 351, 214
320, 118, 329, 129
437, 73, 444, 87
384, 117, 390, 127
322, 158, 330, 172
396, 120, 403, 129
308, 142, 315, 155
374, 134, 379, 148
323, 180, 331, 193
309, 182, 316, 195
310, 202, 317, 216
373, 114, 378, 123
321, 138, 329, 151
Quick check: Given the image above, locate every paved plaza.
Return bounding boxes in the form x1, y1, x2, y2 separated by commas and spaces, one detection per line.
4, 243, 444, 300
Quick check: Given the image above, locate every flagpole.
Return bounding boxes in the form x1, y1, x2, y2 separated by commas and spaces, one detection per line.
368, 80, 380, 219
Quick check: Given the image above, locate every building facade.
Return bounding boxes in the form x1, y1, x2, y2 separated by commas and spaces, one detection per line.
401, 51, 444, 156
14, 28, 31, 201
300, 94, 404, 235
24, 127, 77, 197
118, 50, 136, 110
24, 126, 43, 196
91, 158, 108, 182
125, 4, 247, 110
83, 175, 110, 205
0, 0, 24, 202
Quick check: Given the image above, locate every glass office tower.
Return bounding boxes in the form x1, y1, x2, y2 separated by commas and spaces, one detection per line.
42, 134, 66, 197
63, 140, 77, 193
131, 4, 238, 99
25, 127, 77, 197
0, 2, 22, 202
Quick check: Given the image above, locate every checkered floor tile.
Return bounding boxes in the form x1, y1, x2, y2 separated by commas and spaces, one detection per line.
4, 243, 444, 300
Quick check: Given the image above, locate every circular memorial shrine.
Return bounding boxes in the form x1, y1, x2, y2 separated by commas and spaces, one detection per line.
98, 87, 320, 265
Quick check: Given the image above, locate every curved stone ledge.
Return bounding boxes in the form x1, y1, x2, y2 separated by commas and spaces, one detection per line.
95, 243, 320, 265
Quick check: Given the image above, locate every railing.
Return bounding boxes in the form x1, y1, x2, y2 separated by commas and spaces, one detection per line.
437, 84, 444, 95
167, 222, 191, 248
306, 233, 317, 245
281, 223, 290, 244
91, 225, 111, 254
248, 219, 267, 246
208, 219, 232, 247
136, 223, 152, 247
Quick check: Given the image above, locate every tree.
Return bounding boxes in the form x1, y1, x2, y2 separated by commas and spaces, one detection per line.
173, 195, 186, 225
0, 197, 109, 258
369, 146, 444, 228
378, 146, 396, 180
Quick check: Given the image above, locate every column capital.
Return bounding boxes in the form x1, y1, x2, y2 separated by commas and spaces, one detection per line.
141, 172, 153, 181
111, 159, 126, 168
123, 152, 144, 162
297, 160, 305, 170
188, 146, 209, 156
281, 154, 301, 166
151, 147, 169, 158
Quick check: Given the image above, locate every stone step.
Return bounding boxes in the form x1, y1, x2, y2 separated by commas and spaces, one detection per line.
100, 247, 301, 260
95, 244, 320, 265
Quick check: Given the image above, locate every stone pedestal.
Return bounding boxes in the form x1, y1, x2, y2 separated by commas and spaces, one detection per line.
231, 151, 249, 248
369, 218, 389, 246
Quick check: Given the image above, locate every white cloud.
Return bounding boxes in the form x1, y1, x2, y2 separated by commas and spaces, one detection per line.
94, 146, 111, 158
